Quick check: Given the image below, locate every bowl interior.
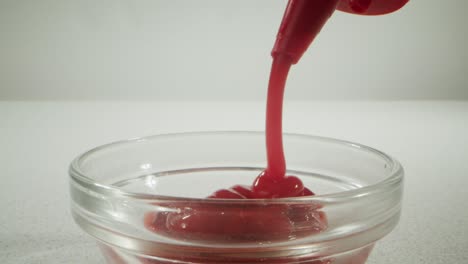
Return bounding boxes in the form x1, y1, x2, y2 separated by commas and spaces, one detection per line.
70, 132, 403, 261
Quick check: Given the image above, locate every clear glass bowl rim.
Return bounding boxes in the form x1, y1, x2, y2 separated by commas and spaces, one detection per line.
69, 131, 403, 203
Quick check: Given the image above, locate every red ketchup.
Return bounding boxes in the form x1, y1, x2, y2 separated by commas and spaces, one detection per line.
140, 0, 409, 263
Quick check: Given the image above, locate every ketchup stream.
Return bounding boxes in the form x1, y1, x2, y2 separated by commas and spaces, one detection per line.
262, 0, 340, 189
264, 55, 291, 179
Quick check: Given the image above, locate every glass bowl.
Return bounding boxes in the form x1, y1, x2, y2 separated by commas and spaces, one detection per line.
69, 131, 403, 264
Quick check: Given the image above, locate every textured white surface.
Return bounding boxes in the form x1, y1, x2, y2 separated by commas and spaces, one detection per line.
1, 101, 468, 263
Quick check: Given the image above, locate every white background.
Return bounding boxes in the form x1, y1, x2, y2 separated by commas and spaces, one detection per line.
1, 0, 467, 100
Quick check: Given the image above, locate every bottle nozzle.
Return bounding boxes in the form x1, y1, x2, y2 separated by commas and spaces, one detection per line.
271, 0, 339, 64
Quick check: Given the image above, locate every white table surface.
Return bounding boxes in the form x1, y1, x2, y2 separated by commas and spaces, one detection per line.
1, 101, 467, 264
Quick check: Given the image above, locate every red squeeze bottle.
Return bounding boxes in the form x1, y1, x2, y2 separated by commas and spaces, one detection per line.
337, 0, 409, 15
271, 0, 410, 64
